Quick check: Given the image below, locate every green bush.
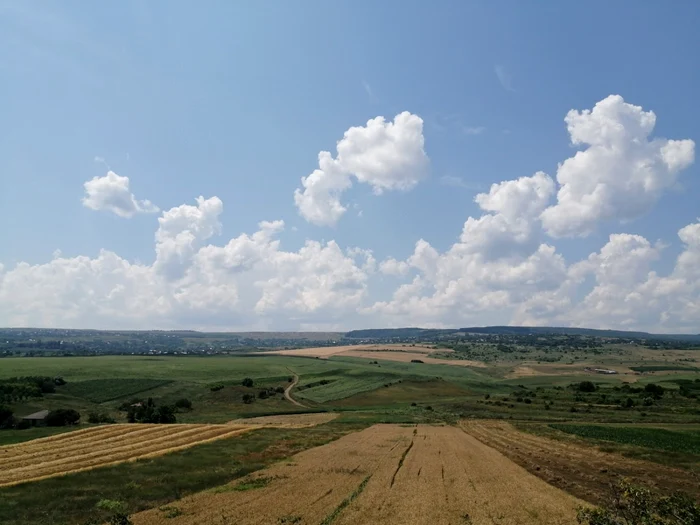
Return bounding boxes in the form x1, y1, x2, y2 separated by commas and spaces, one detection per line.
242, 393, 255, 404
174, 398, 192, 410
577, 480, 700, 525
578, 381, 597, 393
242, 378, 254, 388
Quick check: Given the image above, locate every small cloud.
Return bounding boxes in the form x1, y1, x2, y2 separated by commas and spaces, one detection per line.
439, 175, 484, 191
82, 171, 159, 218
463, 126, 486, 135
362, 80, 377, 103
502, 129, 512, 135
52, 249, 62, 259
357, 210, 363, 218
291, 226, 298, 232
495, 65, 515, 92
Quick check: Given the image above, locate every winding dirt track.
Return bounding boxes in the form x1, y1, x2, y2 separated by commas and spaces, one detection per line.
0, 424, 257, 488
132, 424, 582, 525
285, 369, 306, 407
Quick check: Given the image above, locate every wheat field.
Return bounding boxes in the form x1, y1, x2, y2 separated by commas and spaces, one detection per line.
132, 424, 583, 525
0, 424, 256, 488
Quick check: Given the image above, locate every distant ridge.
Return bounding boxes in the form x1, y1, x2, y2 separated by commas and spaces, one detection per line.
344, 326, 700, 342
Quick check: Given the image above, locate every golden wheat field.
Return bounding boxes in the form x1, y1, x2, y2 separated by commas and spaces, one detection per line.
131, 424, 583, 525
0, 424, 256, 488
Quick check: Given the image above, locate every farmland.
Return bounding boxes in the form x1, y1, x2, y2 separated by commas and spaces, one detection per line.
0, 331, 699, 524
0, 424, 256, 487
131, 425, 582, 525
549, 424, 700, 455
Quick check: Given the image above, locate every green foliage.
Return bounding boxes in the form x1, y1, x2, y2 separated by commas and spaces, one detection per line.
210, 384, 224, 392
158, 506, 183, 518
95, 499, 126, 513
576, 480, 700, 525
63, 378, 171, 403
578, 381, 597, 392
233, 476, 272, 491
126, 398, 176, 424
644, 383, 665, 399
242, 393, 255, 404
46, 409, 81, 426
631, 365, 700, 373
0, 405, 14, 429
87, 412, 116, 424
0, 376, 60, 403
174, 398, 192, 410
550, 424, 700, 454
241, 377, 254, 388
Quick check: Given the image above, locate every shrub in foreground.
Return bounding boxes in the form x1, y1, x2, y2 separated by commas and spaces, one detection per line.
577, 480, 700, 525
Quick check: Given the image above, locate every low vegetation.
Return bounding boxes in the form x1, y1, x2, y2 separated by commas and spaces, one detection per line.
550, 424, 700, 455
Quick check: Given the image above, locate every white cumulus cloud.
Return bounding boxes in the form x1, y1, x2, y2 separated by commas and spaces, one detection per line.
541, 95, 695, 237
294, 112, 428, 226
82, 171, 159, 218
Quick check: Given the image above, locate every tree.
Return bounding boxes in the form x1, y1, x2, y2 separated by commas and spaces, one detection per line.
156, 405, 176, 424
242, 378, 254, 388
242, 393, 254, 404
46, 409, 81, 426
174, 398, 192, 410
578, 381, 597, 393
0, 405, 14, 429
645, 383, 665, 399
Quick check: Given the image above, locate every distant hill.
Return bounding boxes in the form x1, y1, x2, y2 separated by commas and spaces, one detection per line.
344, 326, 700, 342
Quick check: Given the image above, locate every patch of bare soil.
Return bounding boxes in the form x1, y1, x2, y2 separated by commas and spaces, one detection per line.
459, 419, 700, 505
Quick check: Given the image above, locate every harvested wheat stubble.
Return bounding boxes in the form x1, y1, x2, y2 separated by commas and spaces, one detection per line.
460, 419, 700, 504
131, 424, 412, 525
228, 413, 338, 427
0, 424, 256, 488
132, 424, 582, 525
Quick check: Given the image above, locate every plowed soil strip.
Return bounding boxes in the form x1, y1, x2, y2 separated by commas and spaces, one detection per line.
0, 424, 256, 488
459, 420, 700, 504
131, 424, 582, 525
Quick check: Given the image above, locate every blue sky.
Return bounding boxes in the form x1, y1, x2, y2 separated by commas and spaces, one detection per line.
1, 1, 699, 332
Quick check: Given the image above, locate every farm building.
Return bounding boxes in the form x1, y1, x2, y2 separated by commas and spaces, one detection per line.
21, 410, 49, 426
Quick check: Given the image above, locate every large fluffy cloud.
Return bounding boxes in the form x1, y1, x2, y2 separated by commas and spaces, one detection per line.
82, 171, 159, 218
0, 198, 374, 330
367, 171, 564, 327
541, 95, 695, 237
294, 112, 428, 226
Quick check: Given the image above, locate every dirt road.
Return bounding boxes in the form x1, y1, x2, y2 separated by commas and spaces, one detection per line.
132, 424, 582, 525
284, 370, 306, 407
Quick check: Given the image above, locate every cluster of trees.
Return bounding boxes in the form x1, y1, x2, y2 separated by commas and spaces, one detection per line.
45, 409, 81, 426
0, 376, 65, 403
120, 398, 177, 424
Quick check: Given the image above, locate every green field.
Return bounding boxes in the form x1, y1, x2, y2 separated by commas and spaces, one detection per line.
62, 378, 173, 403
550, 423, 700, 455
